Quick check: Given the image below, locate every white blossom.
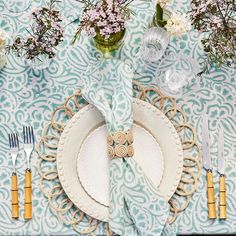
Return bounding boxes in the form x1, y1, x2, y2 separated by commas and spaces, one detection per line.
165, 12, 191, 36
156, 0, 171, 8
0, 29, 7, 48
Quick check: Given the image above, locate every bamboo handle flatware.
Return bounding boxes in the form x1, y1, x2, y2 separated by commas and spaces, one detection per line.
11, 173, 19, 218
218, 126, 226, 220
24, 170, 32, 219
23, 126, 34, 220
8, 127, 35, 220
206, 170, 217, 219
202, 114, 217, 219
8, 133, 19, 219
219, 175, 226, 219
203, 116, 227, 220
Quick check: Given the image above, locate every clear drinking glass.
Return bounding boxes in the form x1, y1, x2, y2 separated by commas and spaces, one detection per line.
4, 0, 31, 13
141, 27, 170, 63
155, 54, 200, 97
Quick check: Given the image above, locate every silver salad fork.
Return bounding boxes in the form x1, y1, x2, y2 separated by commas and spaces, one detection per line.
8, 133, 19, 219
23, 126, 34, 220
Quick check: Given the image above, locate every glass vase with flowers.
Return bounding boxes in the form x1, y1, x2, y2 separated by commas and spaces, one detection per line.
72, 0, 133, 53
6, 0, 64, 70
141, 0, 191, 63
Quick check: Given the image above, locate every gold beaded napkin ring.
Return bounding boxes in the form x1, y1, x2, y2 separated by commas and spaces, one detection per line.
107, 130, 134, 159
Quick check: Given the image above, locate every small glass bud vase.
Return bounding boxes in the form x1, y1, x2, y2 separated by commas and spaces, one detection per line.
93, 29, 125, 54
152, 4, 171, 28
0, 48, 6, 70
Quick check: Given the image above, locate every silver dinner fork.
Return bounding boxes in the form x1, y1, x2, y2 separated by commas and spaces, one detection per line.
23, 126, 34, 220
8, 133, 19, 219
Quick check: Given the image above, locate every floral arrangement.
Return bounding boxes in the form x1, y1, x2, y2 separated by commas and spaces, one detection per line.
72, 0, 133, 43
7, 0, 64, 61
154, 0, 191, 36
190, 0, 235, 69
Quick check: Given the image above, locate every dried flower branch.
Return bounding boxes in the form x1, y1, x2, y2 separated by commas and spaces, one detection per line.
190, 0, 236, 69
6, 0, 64, 61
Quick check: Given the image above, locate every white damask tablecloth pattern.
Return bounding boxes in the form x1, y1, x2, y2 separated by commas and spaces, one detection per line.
0, 0, 235, 235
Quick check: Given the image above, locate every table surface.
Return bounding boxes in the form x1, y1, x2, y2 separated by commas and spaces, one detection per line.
0, 0, 235, 235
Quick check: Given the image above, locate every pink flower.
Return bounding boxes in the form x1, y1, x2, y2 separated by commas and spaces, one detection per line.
84, 27, 96, 38
79, 0, 129, 39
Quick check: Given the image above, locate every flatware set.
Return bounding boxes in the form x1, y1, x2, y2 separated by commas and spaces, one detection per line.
202, 114, 226, 220
8, 126, 34, 220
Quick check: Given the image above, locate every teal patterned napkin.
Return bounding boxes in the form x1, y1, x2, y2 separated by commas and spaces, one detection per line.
82, 59, 171, 236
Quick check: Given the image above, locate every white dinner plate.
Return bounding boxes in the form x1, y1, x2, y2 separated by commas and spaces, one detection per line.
77, 123, 164, 207
57, 98, 183, 222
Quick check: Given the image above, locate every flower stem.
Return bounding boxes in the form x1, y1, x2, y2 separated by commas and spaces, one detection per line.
155, 3, 165, 27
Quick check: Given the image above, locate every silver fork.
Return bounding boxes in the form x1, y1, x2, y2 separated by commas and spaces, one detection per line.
8, 133, 19, 219
23, 126, 34, 170
23, 126, 34, 220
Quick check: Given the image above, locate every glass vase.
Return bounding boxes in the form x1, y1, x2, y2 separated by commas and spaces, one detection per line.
93, 30, 125, 53
152, 5, 171, 28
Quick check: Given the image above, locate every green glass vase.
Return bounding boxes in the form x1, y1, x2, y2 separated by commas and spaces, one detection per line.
93, 30, 125, 53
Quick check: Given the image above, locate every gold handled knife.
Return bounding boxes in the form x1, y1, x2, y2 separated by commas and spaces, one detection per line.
202, 114, 216, 219
217, 126, 226, 220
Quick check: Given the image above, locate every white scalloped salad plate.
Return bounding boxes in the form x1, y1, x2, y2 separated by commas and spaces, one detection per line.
57, 98, 183, 222
77, 123, 164, 207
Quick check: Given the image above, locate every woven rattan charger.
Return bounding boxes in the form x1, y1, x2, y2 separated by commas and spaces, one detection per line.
37, 81, 201, 235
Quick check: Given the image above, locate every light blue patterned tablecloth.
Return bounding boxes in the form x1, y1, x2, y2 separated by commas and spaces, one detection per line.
0, 0, 235, 235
